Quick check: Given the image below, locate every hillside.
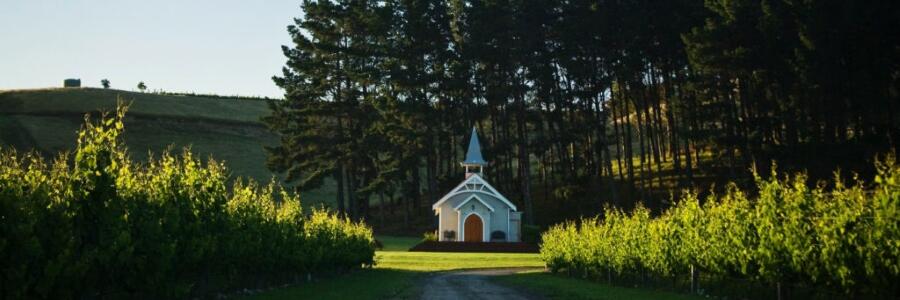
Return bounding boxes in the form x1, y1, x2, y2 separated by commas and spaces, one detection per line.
0, 88, 336, 205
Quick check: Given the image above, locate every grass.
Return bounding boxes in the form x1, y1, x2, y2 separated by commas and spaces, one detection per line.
493, 270, 704, 300
374, 251, 544, 271
247, 249, 544, 299
244, 236, 543, 299
375, 234, 544, 272
246, 236, 702, 299
377, 235, 422, 251
242, 268, 419, 300
0, 87, 270, 123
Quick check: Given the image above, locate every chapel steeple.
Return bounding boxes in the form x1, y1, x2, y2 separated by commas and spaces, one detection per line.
461, 127, 487, 177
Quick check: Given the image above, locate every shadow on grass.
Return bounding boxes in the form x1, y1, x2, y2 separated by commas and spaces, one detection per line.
491, 271, 704, 300
376, 235, 423, 251
241, 268, 422, 300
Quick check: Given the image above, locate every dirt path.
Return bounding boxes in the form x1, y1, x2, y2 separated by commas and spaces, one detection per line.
417, 267, 545, 300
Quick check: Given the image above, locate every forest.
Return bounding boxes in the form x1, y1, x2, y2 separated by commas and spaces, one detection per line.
266, 0, 899, 229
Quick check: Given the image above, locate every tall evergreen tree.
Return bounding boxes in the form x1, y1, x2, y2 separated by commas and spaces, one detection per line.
269, 0, 899, 226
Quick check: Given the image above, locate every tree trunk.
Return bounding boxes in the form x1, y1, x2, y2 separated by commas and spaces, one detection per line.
517, 95, 534, 224
336, 164, 346, 215
347, 167, 358, 219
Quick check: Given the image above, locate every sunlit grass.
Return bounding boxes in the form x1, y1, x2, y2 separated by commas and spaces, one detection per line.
375, 251, 544, 271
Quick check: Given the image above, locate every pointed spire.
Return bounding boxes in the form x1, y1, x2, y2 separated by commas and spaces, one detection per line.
463, 127, 487, 166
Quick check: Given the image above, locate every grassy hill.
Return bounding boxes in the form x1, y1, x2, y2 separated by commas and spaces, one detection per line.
0, 87, 337, 206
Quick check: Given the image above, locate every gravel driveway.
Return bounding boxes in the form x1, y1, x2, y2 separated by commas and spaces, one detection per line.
417, 267, 545, 300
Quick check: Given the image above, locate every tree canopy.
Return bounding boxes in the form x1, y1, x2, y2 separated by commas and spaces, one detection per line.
267, 0, 899, 226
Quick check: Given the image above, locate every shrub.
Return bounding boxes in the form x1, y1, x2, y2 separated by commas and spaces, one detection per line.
0, 103, 375, 298
423, 231, 438, 242
443, 230, 456, 240
491, 230, 507, 241
540, 156, 900, 296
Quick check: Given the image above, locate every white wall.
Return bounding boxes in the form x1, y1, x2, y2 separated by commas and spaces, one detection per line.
509, 211, 522, 242
436, 192, 514, 242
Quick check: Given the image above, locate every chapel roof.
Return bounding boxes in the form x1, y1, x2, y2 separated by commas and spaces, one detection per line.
432, 173, 516, 211
462, 127, 487, 166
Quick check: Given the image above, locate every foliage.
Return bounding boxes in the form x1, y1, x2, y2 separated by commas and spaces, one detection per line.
443, 230, 457, 240
100, 79, 110, 89
269, 0, 899, 226
136, 81, 146, 92
0, 103, 374, 298
422, 231, 438, 242
490, 230, 507, 241
540, 157, 900, 296
0, 88, 359, 206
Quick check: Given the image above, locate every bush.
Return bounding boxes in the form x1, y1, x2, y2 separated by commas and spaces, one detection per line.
0, 103, 375, 298
443, 230, 456, 240
540, 156, 900, 296
491, 230, 507, 241
423, 231, 438, 242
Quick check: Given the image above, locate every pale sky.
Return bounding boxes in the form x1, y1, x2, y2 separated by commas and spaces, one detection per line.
0, 0, 301, 98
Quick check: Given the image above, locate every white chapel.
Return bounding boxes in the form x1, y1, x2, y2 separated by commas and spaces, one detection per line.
432, 127, 522, 242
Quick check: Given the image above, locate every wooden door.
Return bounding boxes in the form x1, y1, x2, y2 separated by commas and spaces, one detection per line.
464, 214, 483, 242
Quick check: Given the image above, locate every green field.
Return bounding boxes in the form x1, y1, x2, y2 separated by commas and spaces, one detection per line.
0, 88, 340, 206
245, 236, 699, 300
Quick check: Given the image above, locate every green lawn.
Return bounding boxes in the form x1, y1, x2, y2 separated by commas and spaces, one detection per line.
375, 234, 544, 271
243, 268, 420, 300
377, 235, 422, 251
494, 270, 703, 300
243, 235, 544, 299
375, 251, 543, 271
244, 250, 544, 300
245, 236, 704, 300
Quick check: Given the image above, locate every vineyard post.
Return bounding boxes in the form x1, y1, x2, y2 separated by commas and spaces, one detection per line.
776, 281, 782, 300
690, 264, 699, 294
641, 267, 646, 286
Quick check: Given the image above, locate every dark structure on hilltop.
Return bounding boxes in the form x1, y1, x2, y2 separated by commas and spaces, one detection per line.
63, 78, 80, 88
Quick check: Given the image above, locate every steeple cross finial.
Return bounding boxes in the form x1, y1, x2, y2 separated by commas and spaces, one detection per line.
461, 126, 487, 177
